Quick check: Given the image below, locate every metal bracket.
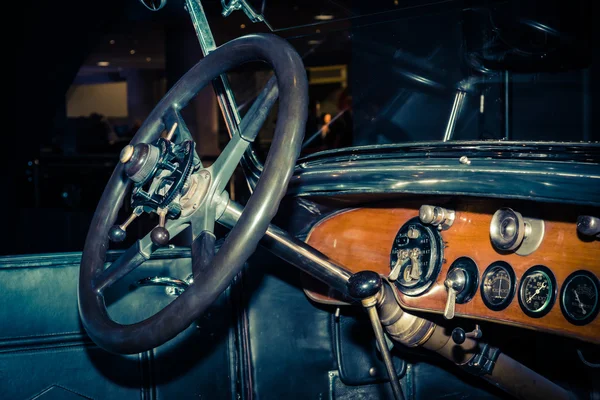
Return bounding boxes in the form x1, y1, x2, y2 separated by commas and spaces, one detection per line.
132, 274, 194, 297
221, 0, 264, 22
463, 343, 501, 377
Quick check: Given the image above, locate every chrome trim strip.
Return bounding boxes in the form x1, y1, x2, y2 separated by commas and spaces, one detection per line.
290, 142, 600, 205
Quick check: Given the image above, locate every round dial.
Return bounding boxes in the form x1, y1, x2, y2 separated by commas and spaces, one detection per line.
389, 217, 443, 296
518, 265, 556, 318
481, 261, 516, 311
560, 270, 599, 326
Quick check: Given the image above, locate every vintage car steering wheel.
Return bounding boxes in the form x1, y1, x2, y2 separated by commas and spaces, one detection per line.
78, 34, 308, 354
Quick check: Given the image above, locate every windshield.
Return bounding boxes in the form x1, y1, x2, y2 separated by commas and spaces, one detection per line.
226, 0, 595, 157
8, 0, 595, 256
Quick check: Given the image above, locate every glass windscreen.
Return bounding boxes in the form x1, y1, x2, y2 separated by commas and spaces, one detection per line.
9, 0, 594, 255
229, 0, 595, 157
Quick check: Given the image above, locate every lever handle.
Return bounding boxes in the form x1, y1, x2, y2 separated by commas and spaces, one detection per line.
444, 286, 457, 320
151, 208, 170, 246
443, 268, 466, 320
347, 271, 405, 399
108, 207, 143, 243
408, 248, 422, 280
451, 325, 482, 344
165, 122, 178, 141
389, 251, 409, 281
365, 304, 405, 400
451, 327, 466, 344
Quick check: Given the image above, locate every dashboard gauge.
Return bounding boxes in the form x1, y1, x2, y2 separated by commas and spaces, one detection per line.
518, 265, 556, 318
481, 261, 516, 311
560, 271, 599, 326
389, 217, 443, 296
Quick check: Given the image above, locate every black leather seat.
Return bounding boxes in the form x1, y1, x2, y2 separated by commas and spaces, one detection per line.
0, 248, 234, 400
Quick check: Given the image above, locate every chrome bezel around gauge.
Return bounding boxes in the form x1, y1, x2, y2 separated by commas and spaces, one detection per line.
389, 217, 443, 296
448, 257, 479, 304
560, 270, 600, 326
480, 261, 516, 311
518, 265, 557, 318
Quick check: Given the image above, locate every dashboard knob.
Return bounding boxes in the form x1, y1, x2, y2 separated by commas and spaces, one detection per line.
444, 268, 466, 319
419, 205, 436, 224
577, 215, 600, 237
419, 205, 455, 231
451, 327, 466, 344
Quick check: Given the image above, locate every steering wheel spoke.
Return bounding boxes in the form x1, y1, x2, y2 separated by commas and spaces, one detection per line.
94, 242, 148, 294
95, 218, 190, 293
191, 230, 216, 277
205, 76, 279, 195
208, 133, 250, 195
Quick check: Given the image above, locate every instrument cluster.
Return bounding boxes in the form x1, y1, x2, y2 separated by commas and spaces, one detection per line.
303, 198, 599, 342
484, 207, 599, 325
389, 206, 600, 327
480, 261, 599, 325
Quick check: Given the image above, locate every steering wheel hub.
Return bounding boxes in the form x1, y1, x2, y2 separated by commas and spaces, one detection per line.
180, 169, 212, 218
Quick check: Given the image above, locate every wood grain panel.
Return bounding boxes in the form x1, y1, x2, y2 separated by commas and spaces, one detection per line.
305, 199, 600, 344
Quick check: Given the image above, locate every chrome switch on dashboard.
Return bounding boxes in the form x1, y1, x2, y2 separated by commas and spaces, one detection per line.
444, 268, 466, 319
443, 257, 479, 320
419, 205, 455, 231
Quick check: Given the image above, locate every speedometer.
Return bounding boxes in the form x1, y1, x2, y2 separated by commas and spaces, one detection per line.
518, 265, 556, 318
389, 217, 443, 296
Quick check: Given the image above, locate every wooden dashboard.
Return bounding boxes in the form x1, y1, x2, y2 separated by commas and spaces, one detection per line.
304, 198, 600, 344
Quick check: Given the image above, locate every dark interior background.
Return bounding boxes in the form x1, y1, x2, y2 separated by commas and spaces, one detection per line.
8, 0, 596, 256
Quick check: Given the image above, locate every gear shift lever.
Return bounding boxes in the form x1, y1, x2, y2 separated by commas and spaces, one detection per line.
348, 271, 405, 400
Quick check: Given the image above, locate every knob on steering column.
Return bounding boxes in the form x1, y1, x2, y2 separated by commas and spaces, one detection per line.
348, 270, 382, 299
451, 325, 483, 344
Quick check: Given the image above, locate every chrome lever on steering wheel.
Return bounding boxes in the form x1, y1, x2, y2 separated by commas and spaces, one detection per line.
108, 122, 196, 247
